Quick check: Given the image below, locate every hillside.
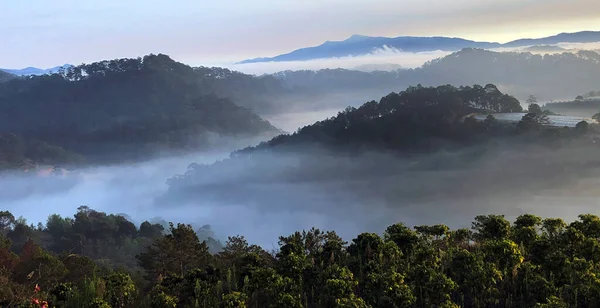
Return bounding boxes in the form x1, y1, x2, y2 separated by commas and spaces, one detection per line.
0, 70, 14, 82
0, 54, 281, 164
240, 30, 600, 63
192, 66, 293, 114
271, 49, 600, 103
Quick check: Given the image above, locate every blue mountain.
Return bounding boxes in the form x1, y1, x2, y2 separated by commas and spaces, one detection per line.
239, 31, 600, 64
0, 64, 73, 76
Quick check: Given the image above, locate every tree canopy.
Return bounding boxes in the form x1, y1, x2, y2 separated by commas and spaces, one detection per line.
0, 54, 282, 166
2, 208, 600, 307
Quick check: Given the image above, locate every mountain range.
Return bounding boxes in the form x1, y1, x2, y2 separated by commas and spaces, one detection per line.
0, 64, 72, 76
239, 30, 600, 63
270, 48, 600, 104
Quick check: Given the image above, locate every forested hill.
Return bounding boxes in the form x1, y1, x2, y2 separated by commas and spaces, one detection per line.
417, 49, 600, 98
0, 54, 281, 166
236, 84, 523, 153
271, 49, 600, 102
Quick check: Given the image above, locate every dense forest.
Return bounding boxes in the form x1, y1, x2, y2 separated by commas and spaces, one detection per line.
4, 207, 600, 307
271, 49, 600, 104
0, 54, 283, 168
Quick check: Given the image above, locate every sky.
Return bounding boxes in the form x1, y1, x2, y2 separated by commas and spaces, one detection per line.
1, 0, 599, 68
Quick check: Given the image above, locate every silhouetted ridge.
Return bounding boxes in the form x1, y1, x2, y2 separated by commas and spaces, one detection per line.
0, 54, 281, 165
240, 30, 600, 63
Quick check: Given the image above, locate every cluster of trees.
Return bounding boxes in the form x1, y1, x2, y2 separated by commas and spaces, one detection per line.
0, 54, 281, 167
5, 208, 600, 307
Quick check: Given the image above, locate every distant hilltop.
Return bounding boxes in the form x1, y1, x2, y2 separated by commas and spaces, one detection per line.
0, 64, 73, 76
238, 30, 600, 64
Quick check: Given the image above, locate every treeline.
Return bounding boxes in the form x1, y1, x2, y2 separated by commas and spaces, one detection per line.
243, 84, 523, 152
4, 208, 600, 307
0, 54, 282, 168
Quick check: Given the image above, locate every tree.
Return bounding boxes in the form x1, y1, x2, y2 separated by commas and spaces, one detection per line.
575, 121, 589, 135
518, 112, 550, 131
526, 95, 538, 105
321, 265, 371, 308
105, 272, 137, 308
221, 291, 248, 308
528, 103, 543, 114
512, 214, 542, 251
0, 211, 15, 235
137, 222, 212, 280
575, 95, 584, 101
472, 215, 511, 241
483, 114, 499, 130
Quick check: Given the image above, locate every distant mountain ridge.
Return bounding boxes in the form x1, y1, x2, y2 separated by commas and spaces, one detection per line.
267, 48, 600, 107
0, 64, 73, 76
239, 30, 600, 63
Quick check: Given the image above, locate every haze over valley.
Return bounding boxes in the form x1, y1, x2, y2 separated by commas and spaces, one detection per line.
3, 2, 600, 306
3, 42, 600, 246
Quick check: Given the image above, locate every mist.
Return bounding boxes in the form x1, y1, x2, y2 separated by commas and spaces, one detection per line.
219, 47, 452, 75
4, 41, 600, 249
3, 119, 600, 249
159, 136, 600, 247
208, 42, 600, 76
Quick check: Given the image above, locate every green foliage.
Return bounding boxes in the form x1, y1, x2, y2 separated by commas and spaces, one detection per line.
105, 272, 136, 308
4, 208, 600, 307
221, 291, 247, 308
136, 222, 213, 280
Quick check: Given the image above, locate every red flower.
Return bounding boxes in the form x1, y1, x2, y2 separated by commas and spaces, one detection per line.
34, 284, 41, 292
40, 300, 48, 308
31, 298, 39, 305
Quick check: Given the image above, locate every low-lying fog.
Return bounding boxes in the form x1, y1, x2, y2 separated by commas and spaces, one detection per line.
5, 40, 600, 248
6, 128, 599, 250
207, 42, 600, 75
